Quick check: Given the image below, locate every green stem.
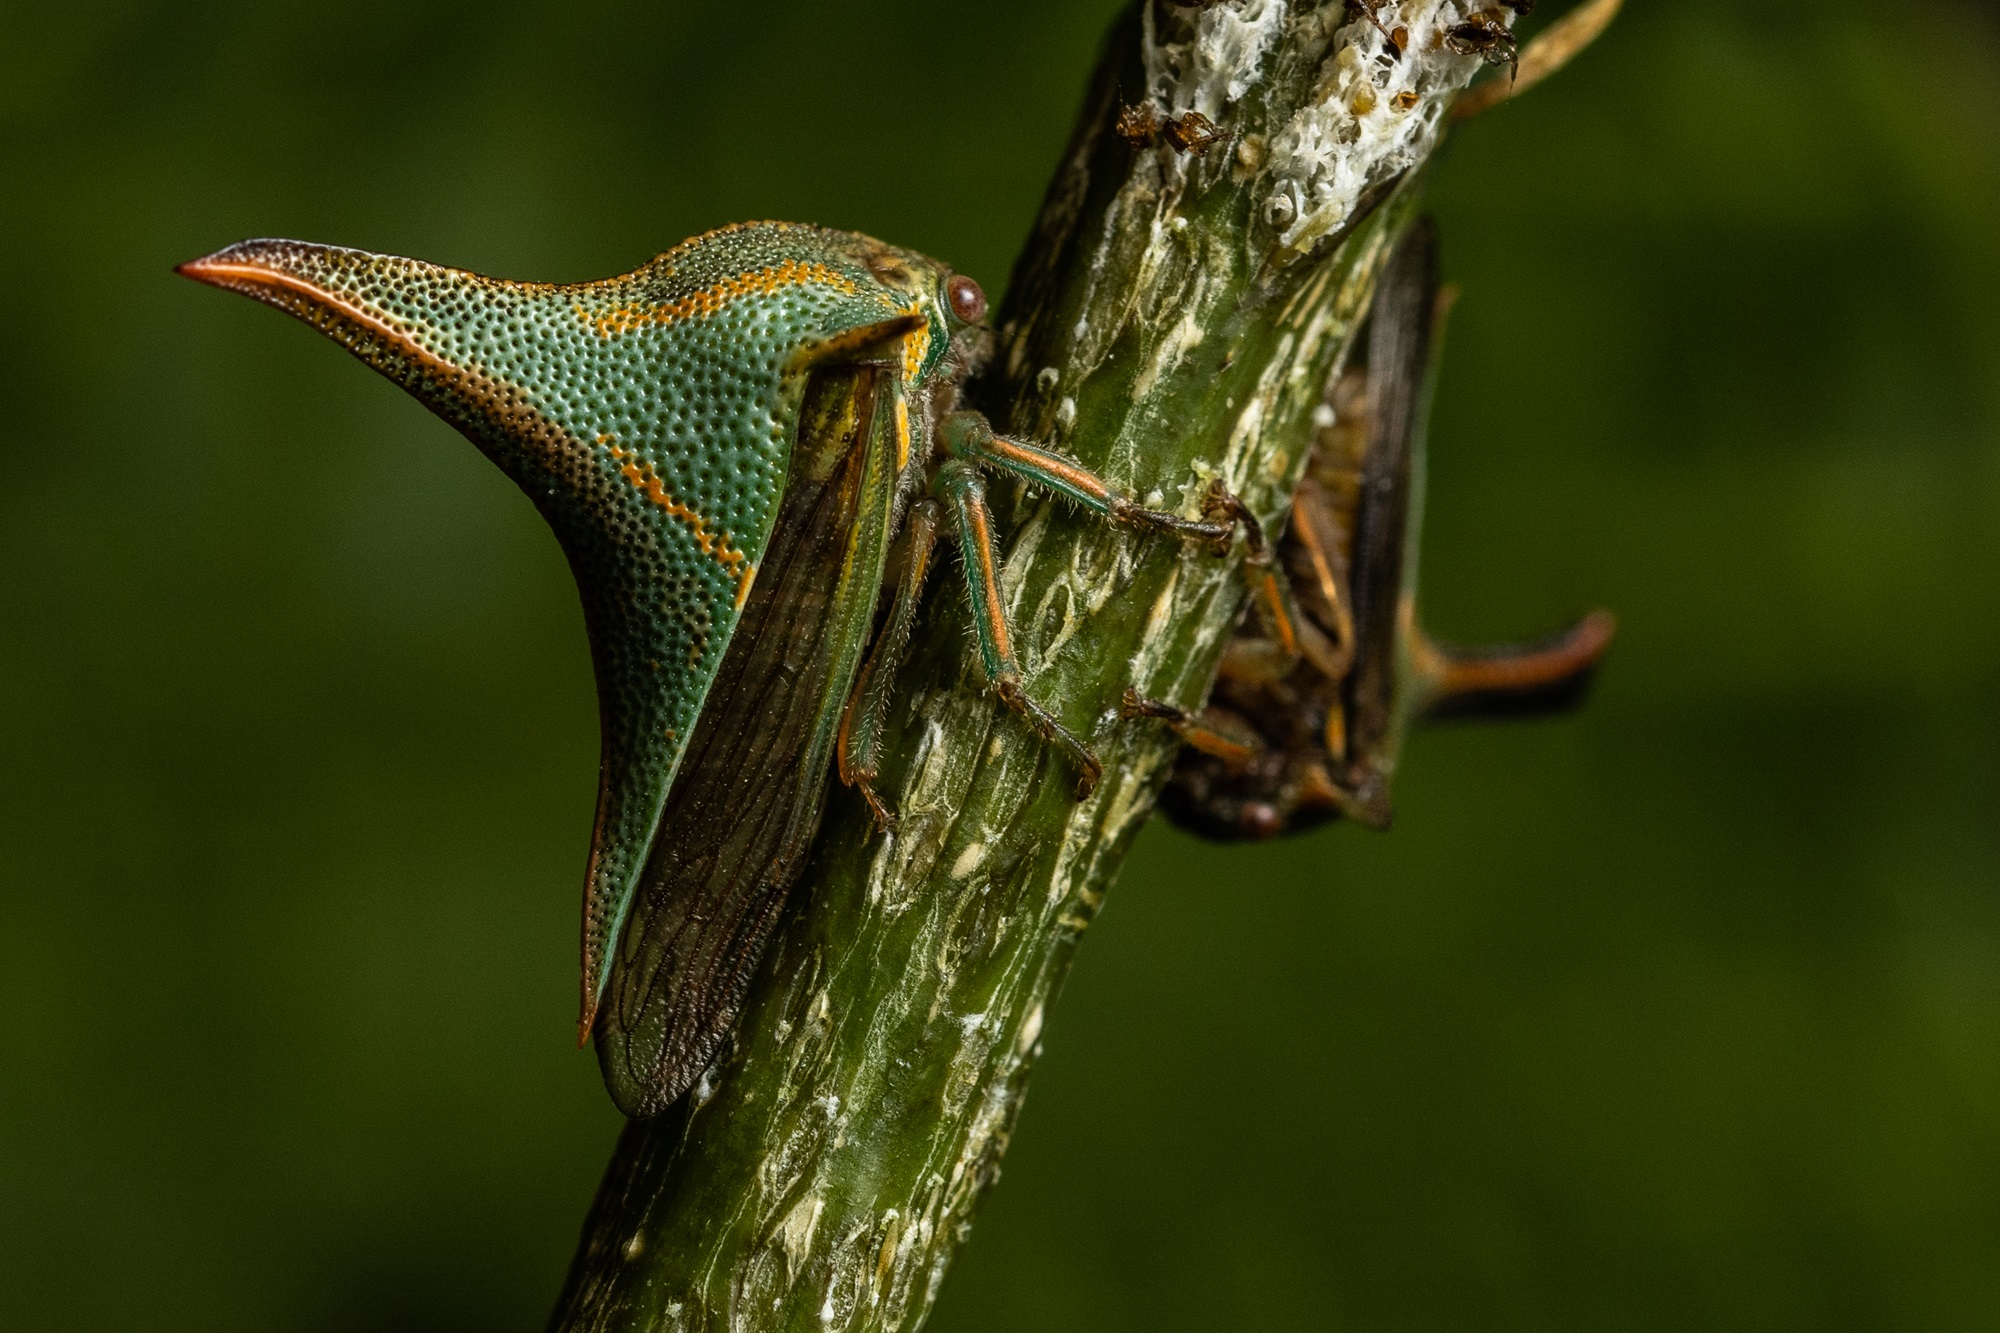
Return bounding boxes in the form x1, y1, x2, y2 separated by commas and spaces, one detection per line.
549, 4, 1496, 1329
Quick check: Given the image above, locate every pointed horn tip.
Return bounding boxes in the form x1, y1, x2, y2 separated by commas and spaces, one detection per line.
174, 242, 281, 290
174, 252, 227, 284
175, 239, 338, 288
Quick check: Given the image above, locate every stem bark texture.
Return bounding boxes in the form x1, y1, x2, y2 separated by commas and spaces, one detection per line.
551, 4, 1501, 1328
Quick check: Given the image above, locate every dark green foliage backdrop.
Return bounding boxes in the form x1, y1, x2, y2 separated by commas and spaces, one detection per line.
3, 2, 1997, 1328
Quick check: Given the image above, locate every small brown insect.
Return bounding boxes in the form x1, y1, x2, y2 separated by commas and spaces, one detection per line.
1117, 102, 1226, 156
1161, 109, 1225, 155
1115, 102, 1161, 151
1499, 0, 1535, 13
1443, 14, 1519, 79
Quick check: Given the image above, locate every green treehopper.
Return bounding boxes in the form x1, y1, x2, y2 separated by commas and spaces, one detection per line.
177, 222, 1242, 1118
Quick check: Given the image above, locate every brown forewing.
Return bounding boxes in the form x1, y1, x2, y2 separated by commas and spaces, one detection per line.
595, 366, 886, 1118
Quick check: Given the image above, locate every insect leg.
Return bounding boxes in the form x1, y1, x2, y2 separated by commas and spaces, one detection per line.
1413, 609, 1617, 721
1197, 479, 1282, 621
934, 460, 1103, 799
837, 497, 944, 830
1194, 480, 1351, 691
1283, 479, 1358, 680
938, 411, 1234, 548
1119, 687, 1262, 768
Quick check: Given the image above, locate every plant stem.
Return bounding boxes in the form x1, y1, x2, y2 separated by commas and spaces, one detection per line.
548, 4, 1499, 1328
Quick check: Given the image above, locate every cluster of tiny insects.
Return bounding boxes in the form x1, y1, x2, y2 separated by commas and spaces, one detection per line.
1115, 102, 1227, 156
1342, 1, 1530, 75
1158, 1, 1526, 82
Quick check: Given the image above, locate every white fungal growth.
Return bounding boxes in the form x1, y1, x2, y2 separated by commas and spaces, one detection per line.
1264, 2, 1501, 252
1146, 0, 1290, 117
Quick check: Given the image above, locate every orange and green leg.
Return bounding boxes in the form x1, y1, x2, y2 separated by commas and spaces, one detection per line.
839, 411, 1258, 814
939, 412, 1234, 547
934, 460, 1105, 798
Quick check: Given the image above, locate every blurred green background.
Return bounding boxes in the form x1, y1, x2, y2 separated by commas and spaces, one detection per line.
3, 2, 1998, 1329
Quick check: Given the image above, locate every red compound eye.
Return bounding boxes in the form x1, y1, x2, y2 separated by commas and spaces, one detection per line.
946, 274, 987, 325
